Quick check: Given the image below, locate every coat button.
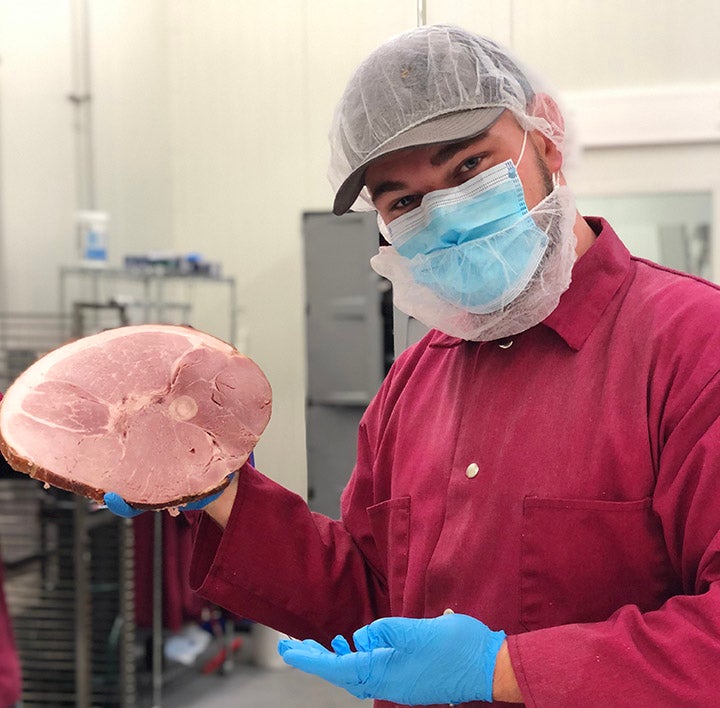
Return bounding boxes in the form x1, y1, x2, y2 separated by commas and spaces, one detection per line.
443, 608, 455, 615
465, 462, 479, 479
498, 338, 514, 349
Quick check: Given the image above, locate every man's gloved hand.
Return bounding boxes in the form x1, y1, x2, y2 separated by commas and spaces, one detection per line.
103, 492, 145, 518
277, 613, 506, 705
103, 474, 234, 518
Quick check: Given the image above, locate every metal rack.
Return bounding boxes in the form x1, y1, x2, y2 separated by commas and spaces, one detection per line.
0, 308, 136, 706
59, 266, 239, 345
56, 266, 241, 705
0, 312, 72, 391
0, 480, 135, 707
1, 266, 241, 705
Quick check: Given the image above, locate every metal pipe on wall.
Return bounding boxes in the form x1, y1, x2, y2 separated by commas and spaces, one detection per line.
73, 498, 91, 708
69, 0, 96, 212
417, 0, 427, 26
68, 7, 96, 703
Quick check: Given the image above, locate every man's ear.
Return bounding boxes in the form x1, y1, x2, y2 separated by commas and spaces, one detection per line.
529, 93, 564, 132
528, 93, 564, 173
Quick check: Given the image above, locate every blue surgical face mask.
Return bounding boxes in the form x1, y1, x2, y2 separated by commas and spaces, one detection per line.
383, 134, 551, 314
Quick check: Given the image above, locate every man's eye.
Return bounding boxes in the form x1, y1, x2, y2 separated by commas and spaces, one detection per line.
459, 156, 481, 172
391, 194, 419, 211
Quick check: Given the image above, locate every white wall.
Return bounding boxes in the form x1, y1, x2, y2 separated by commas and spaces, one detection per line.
0, 1, 76, 312
163, 0, 419, 492
1, 0, 720, 495
90, 0, 174, 259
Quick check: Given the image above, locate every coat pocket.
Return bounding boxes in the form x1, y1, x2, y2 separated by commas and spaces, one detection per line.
520, 496, 679, 631
367, 496, 411, 615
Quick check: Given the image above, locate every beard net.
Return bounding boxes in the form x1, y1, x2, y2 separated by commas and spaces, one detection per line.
369, 186, 578, 342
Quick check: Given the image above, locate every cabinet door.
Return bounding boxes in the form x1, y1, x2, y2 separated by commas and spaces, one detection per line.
303, 211, 387, 405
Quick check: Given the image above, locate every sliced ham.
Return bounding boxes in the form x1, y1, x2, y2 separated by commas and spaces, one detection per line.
0, 324, 271, 509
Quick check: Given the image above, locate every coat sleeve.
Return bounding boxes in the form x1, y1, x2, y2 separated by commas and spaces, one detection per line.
508, 370, 720, 706
188, 414, 390, 648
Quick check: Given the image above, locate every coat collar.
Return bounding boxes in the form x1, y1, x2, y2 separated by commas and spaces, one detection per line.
542, 217, 630, 351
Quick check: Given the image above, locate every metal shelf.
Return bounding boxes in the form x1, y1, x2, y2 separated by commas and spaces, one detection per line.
59, 266, 239, 344
0, 477, 135, 707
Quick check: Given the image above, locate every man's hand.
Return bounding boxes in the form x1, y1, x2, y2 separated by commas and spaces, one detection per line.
278, 613, 506, 705
103, 492, 145, 518
103, 474, 234, 518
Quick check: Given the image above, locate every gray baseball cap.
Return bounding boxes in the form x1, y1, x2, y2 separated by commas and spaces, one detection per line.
333, 107, 505, 215
328, 25, 544, 215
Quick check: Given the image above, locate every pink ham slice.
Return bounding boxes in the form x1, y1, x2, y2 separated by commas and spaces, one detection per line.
0, 324, 271, 509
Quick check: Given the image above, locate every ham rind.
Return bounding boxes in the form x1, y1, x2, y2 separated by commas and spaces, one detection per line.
0, 324, 272, 509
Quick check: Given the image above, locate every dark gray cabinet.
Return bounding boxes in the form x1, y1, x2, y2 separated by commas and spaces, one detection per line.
303, 211, 392, 518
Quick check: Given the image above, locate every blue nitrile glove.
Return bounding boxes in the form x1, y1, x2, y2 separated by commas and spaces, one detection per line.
277, 613, 506, 705
103, 473, 235, 518
103, 492, 145, 518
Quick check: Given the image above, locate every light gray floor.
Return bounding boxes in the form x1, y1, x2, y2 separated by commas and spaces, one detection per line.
151, 630, 365, 708
160, 662, 366, 708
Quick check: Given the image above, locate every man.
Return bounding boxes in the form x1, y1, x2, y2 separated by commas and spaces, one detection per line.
108, 24, 720, 706
0, 400, 22, 708
0, 553, 21, 708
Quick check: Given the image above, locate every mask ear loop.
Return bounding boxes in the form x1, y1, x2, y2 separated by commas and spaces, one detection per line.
515, 131, 529, 168
377, 213, 392, 242
516, 131, 561, 191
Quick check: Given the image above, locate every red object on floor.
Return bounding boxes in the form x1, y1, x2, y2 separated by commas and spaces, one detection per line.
201, 636, 243, 674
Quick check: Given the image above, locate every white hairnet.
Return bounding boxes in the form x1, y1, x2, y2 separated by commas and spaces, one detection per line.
329, 24, 568, 215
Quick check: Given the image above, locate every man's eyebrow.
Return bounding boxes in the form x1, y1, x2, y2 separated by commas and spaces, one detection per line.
429, 132, 489, 166
368, 179, 407, 201
367, 132, 491, 200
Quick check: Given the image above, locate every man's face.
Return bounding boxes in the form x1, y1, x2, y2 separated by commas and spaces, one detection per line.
365, 111, 555, 226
